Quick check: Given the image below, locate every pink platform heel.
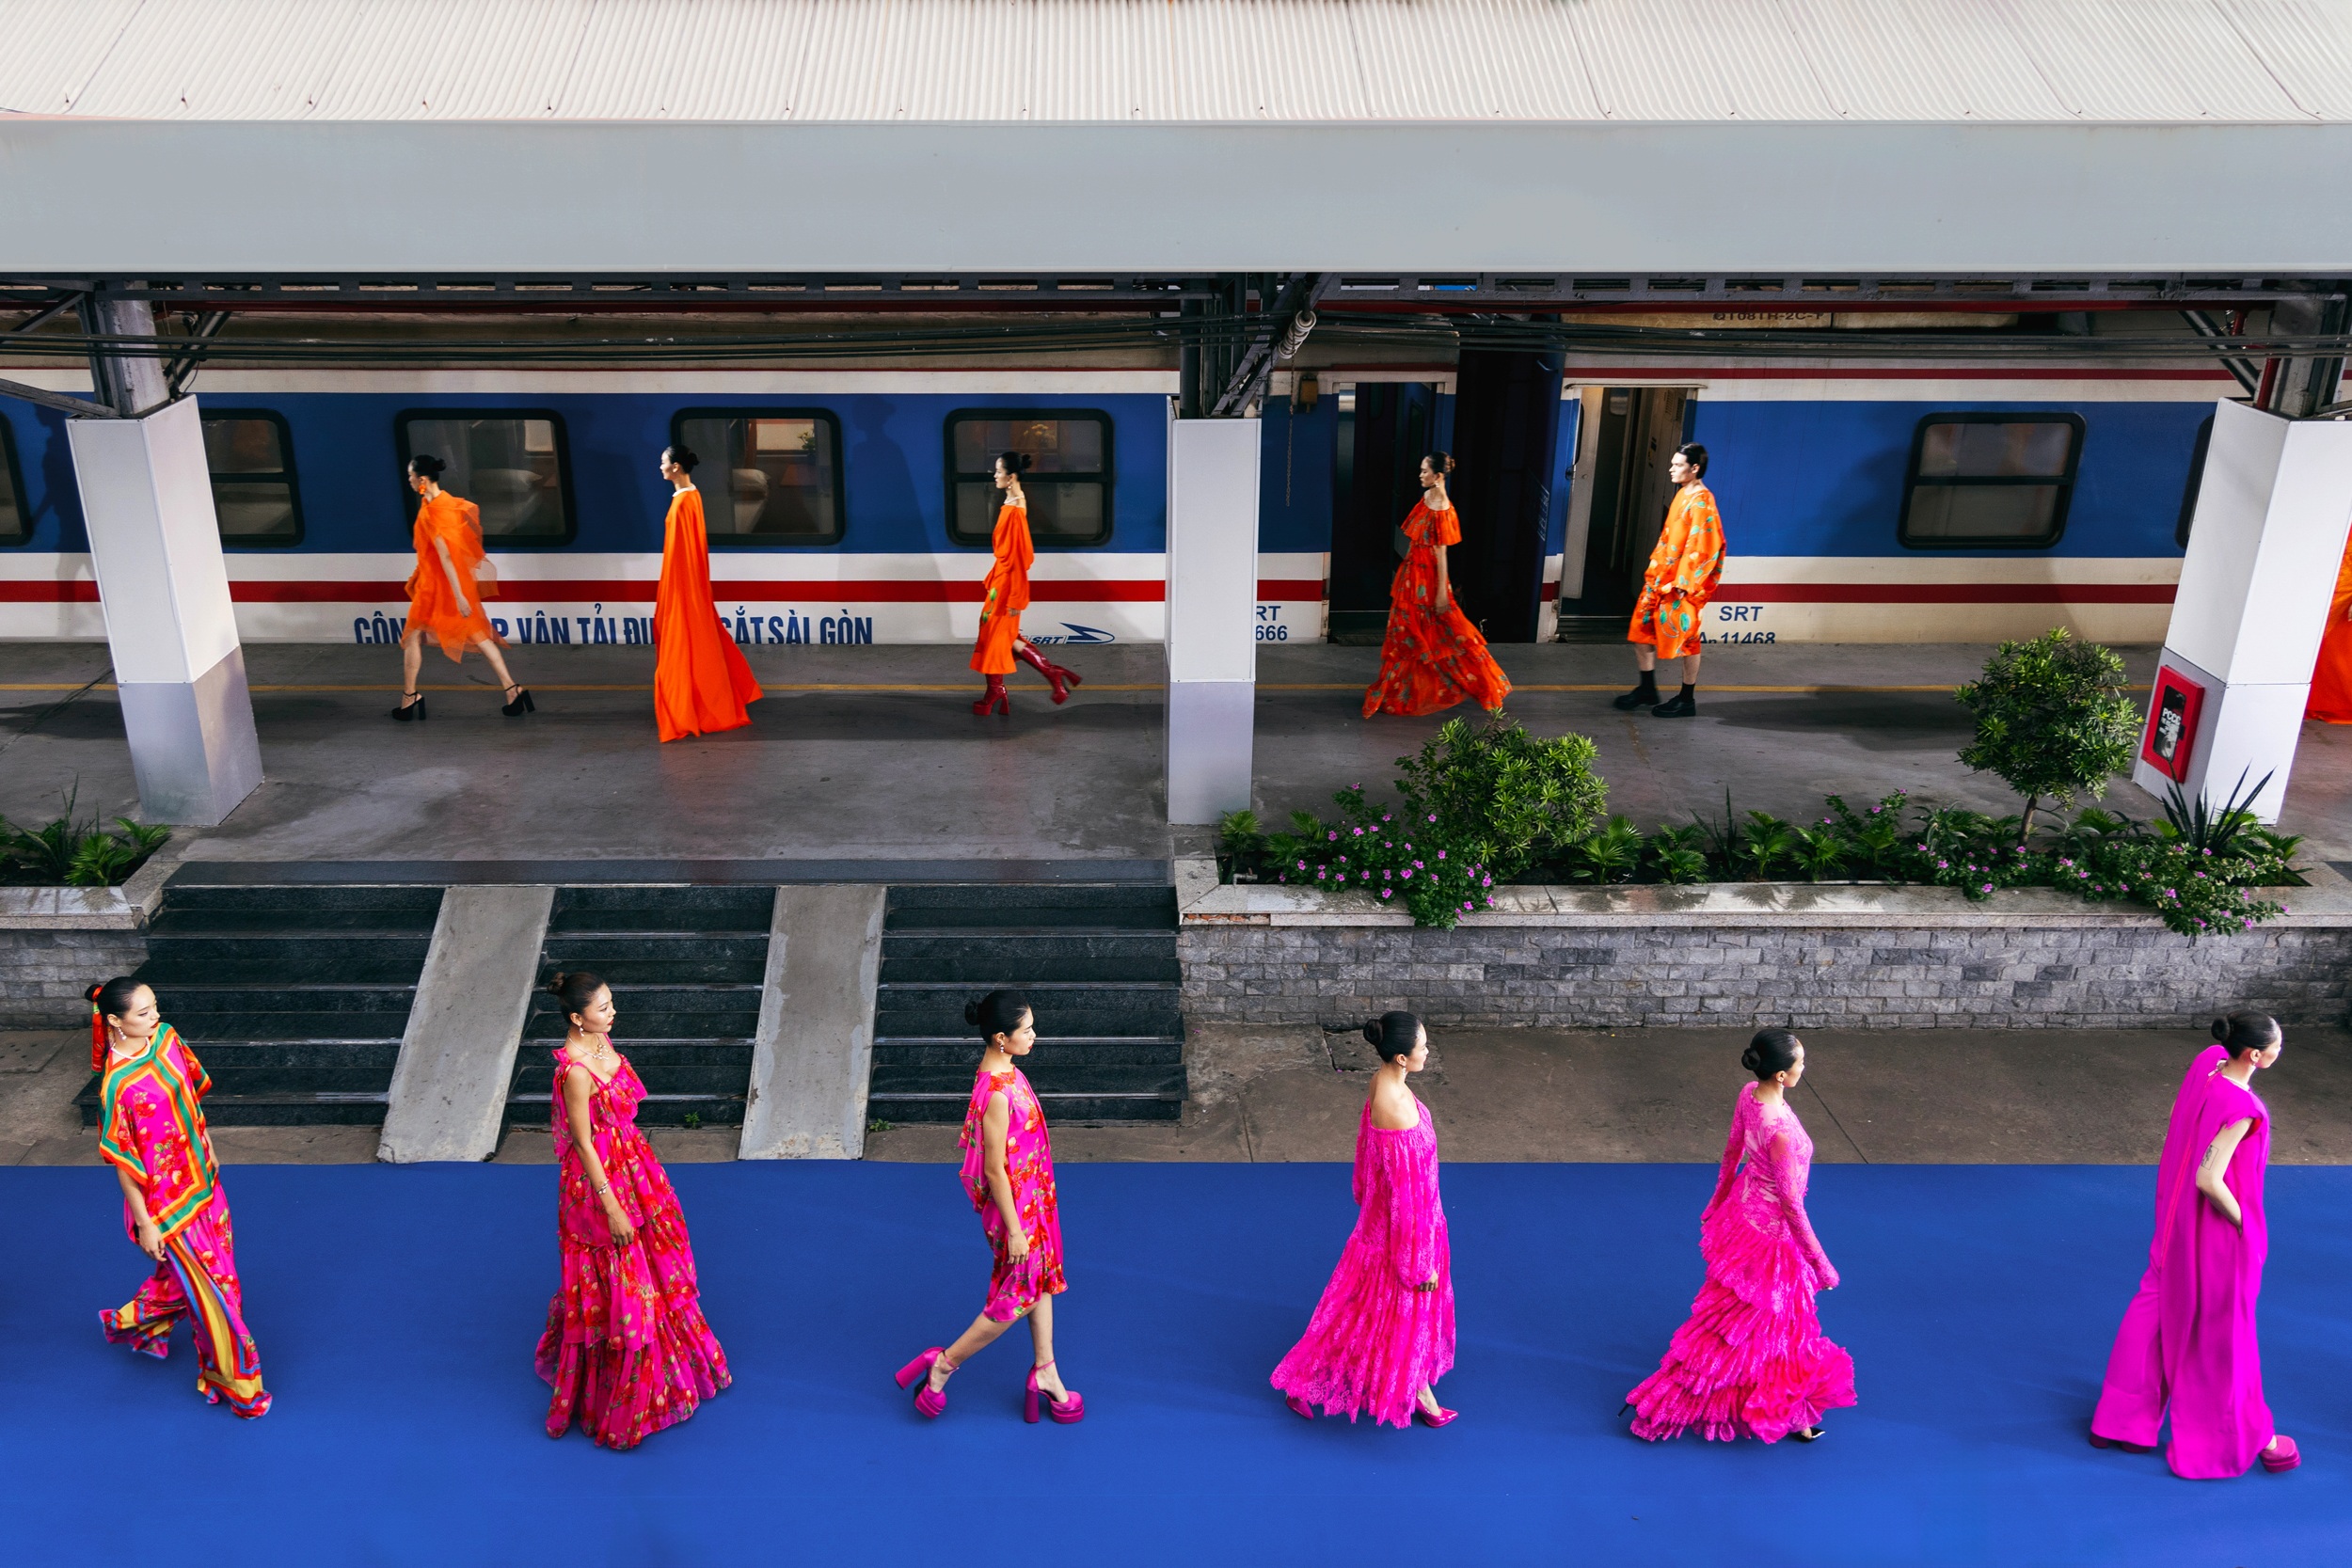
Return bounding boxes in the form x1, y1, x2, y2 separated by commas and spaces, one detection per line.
895, 1348, 954, 1418
2262, 1435, 2300, 1473
1413, 1402, 1459, 1429
1285, 1394, 1315, 1420
1025, 1359, 1085, 1424
2089, 1430, 2155, 1454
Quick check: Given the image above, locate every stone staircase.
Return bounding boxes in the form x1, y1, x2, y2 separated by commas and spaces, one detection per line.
505, 886, 769, 1129
76, 883, 442, 1126
868, 884, 1184, 1124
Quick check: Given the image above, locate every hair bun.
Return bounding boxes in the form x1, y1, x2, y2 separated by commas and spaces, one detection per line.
86, 982, 105, 1004
1739, 1044, 1763, 1072
548, 972, 570, 995
1361, 1021, 1383, 1046
2211, 1017, 2230, 1042
963, 999, 985, 1027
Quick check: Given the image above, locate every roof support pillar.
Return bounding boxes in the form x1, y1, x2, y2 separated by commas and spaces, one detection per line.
1164, 417, 1261, 825
65, 293, 262, 825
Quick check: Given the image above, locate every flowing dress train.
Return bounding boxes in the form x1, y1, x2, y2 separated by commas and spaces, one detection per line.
957, 1067, 1067, 1320
536, 1049, 731, 1448
96, 1024, 270, 1417
2307, 537, 2352, 722
1270, 1098, 1455, 1427
654, 485, 762, 741
1626, 1085, 1855, 1442
1361, 500, 1511, 718
405, 490, 501, 658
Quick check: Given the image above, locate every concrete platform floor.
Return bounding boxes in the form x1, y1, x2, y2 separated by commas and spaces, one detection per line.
8, 638, 2347, 863
13, 1022, 2351, 1167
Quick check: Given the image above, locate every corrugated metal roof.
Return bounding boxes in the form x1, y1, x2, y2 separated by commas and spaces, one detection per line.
0, 0, 2339, 122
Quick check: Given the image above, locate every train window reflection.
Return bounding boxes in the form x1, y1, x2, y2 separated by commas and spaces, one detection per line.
397, 411, 574, 543
672, 410, 843, 546
199, 412, 303, 546
0, 420, 27, 545
1899, 413, 2082, 549
946, 410, 1113, 546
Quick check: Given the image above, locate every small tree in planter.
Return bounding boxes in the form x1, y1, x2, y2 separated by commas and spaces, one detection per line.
1954, 628, 2138, 846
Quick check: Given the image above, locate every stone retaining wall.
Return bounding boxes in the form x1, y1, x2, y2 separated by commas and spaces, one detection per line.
1175, 863, 2352, 1030
0, 929, 151, 1027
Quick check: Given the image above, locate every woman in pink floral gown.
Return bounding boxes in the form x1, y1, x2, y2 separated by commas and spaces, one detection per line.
1626, 1028, 1855, 1443
896, 990, 1084, 1424
536, 971, 730, 1449
1272, 1010, 1458, 1428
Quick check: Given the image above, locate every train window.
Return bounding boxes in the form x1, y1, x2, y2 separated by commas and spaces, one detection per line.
397, 411, 575, 543
945, 410, 1113, 546
2176, 414, 2215, 549
670, 410, 844, 546
0, 420, 27, 545
1899, 413, 2083, 549
199, 412, 303, 546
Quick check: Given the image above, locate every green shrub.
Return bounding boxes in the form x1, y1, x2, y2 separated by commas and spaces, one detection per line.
0, 793, 169, 888
1391, 714, 1606, 883
1954, 629, 2139, 844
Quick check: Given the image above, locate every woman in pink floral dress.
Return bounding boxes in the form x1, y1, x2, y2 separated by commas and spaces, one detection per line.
895, 990, 1084, 1424
1626, 1027, 1855, 1443
1272, 1010, 1458, 1428
536, 971, 730, 1449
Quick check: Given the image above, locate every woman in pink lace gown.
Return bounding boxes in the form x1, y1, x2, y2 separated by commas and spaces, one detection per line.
895, 990, 1084, 1424
535, 971, 731, 1449
2090, 1012, 2300, 1477
1272, 1010, 1457, 1428
1626, 1028, 1854, 1443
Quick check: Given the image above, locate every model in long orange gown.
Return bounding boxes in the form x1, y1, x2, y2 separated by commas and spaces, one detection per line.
2306, 534, 2352, 723
654, 463, 762, 743
1362, 482, 1512, 720
969, 459, 1082, 715
392, 460, 529, 721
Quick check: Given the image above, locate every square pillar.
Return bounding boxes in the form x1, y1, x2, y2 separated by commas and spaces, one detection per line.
2134, 400, 2352, 821
1165, 418, 1262, 825
67, 398, 263, 825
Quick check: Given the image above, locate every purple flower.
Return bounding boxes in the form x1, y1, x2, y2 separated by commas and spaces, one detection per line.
1937, 860, 1948, 870
1427, 814, 1437, 823
1437, 849, 1447, 861
1413, 860, 1424, 869
1380, 889, 1393, 900
1353, 827, 1364, 837
1327, 831, 1339, 842
1980, 883, 1994, 894
1402, 868, 1414, 879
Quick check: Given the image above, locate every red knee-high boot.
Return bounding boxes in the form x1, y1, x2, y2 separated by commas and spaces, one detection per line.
972, 674, 1009, 717
1015, 644, 1082, 705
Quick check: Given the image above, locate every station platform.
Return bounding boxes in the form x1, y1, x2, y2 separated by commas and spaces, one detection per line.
6, 639, 2348, 865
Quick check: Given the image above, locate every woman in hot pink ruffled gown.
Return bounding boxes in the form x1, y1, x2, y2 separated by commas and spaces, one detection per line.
1272, 1010, 1458, 1429
1626, 1028, 1854, 1444
535, 971, 731, 1449
2090, 1012, 2300, 1478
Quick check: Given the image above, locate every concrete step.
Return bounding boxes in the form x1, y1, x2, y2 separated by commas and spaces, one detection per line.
866, 1088, 1184, 1124
150, 884, 446, 922
549, 885, 773, 934
149, 909, 441, 936
139, 937, 436, 985
871, 1034, 1184, 1068
879, 932, 1179, 984
505, 1039, 755, 1127
874, 980, 1183, 1037
884, 883, 1176, 931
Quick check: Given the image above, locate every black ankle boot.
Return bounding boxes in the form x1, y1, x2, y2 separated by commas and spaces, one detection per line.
1612, 675, 1660, 711
1650, 685, 1697, 718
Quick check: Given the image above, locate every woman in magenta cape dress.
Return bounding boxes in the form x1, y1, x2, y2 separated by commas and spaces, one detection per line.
1626, 1028, 1855, 1443
535, 971, 730, 1449
1272, 1010, 1457, 1429
895, 990, 1084, 1424
2091, 1012, 2300, 1478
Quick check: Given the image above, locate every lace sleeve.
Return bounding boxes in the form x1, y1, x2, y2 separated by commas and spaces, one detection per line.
1702, 1099, 1744, 1215
1375, 1134, 1442, 1290
1765, 1129, 1836, 1288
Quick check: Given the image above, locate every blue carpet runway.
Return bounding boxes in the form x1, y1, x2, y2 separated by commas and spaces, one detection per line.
3, 1164, 2344, 1567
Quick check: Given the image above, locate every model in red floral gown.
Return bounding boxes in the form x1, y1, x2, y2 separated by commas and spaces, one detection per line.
535, 972, 730, 1449
1361, 452, 1512, 719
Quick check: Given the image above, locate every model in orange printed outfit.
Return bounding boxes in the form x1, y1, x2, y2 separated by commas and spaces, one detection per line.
654, 443, 763, 743
971, 451, 1084, 716
392, 454, 532, 721
2306, 533, 2352, 723
1362, 451, 1512, 719
1616, 442, 1724, 720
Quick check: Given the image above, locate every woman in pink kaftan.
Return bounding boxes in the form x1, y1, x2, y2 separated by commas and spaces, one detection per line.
2090, 1012, 2300, 1478
90, 978, 270, 1418
895, 990, 1084, 1423
535, 972, 730, 1449
1626, 1028, 1854, 1443
1272, 1010, 1457, 1429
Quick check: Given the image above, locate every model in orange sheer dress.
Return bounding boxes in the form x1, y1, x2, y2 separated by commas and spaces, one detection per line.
654, 444, 763, 743
392, 455, 532, 721
1361, 452, 1512, 719
970, 451, 1084, 716
2307, 534, 2352, 723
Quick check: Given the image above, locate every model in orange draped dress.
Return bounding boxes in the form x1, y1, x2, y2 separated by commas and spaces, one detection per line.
1361, 452, 1512, 719
654, 443, 762, 743
970, 451, 1084, 716
2306, 533, 2352, 723
392, 455, 532, 721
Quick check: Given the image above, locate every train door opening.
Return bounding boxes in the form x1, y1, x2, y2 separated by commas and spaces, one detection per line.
1556, 386, 1690, 638
1327, 380, 1439, 642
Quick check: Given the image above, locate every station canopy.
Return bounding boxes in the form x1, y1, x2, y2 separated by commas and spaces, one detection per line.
5, 0, 2352, 277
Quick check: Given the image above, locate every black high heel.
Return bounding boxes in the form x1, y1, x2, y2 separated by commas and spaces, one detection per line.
1791, 1425, 1825, 1443
501, 684, 534, 717
389, 691, 426, 721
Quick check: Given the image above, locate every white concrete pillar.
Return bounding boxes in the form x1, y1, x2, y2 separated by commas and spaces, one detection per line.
2134, 399, 2352, 822
1165, 417, 1262, 825
67, 396, 264, 825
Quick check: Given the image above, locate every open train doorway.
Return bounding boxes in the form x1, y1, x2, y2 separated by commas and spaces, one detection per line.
1555, 386, 1692, 640
1327, 380, 1442, 642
